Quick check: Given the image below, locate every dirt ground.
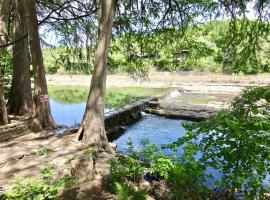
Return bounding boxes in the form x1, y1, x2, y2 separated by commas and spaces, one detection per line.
47, 72, 270, 94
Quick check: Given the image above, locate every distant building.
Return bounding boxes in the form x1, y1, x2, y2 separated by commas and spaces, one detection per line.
173, 49, 189, 67
173, 49, 189, 61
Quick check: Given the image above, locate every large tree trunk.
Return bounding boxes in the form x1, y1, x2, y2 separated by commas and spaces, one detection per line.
25, 0, 56, 129
0, 74, 8, 125
8, 0, 33, 116
75, 0, 116, 152
0, 0, 10, 125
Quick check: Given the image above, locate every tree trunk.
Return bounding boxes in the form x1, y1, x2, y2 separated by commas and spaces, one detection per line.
24, 0, 56, 129
0, 0, 10, 125
75, 0, 116, 152
8, 0, 33, 116
0, 76, 8, 125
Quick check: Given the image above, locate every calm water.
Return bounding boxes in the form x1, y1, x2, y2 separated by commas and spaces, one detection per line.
113, 113, 221, 186
49, 86, 168, 126
50, 100, 86, 126
50, 100, 111, 126
114, 113, 186, 154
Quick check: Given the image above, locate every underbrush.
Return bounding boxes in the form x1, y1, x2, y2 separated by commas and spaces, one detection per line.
107, 86, 270, 200
107, 139, 211, 200
1, 164, 75, 200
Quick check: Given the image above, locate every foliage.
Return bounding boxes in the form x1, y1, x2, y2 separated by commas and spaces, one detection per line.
108, 138, 209, 199
149, 156, 175, 180
0, 49, 12, 97
178, 86, 270, 198
43, 20, 270, 75
169, 160, 209, 199
2, 164, 75, 200
212, 20, 270, 74
38, 148, 53, 156
115, 183, 147, 200
107, 86, 270, 199
107, 155, 145, 193
43, 47, 94, 74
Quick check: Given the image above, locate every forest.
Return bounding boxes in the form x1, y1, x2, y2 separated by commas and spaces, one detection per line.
0, 0, 270, 199
43, 21, 270, 75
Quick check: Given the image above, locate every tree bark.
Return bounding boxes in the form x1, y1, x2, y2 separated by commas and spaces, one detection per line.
8, 0, 33, 116
0, 0, 10, 125
75, 0, 116, 152
24, 0, 56, 129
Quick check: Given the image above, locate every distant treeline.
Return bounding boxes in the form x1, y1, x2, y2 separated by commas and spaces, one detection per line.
43, 20, 270, 75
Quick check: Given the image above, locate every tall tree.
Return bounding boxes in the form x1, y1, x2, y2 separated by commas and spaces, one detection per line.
25, 0, 56, 128
75, 0, 116, 151
0, 0, 9, 125
8, 0, 33, 116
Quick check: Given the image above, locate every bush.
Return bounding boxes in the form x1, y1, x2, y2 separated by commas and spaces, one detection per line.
115, 183, 147, 200
0, 49, 12, 97
2, 164, 75, 200
107, 155, 145, 193
108, 139, 211, 200
181, 86, 270, 198
169, 161, 209, 199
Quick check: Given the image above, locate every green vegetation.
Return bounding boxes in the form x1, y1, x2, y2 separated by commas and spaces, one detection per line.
48, 85, 167, 108
43, 21, 270, 75
0, 49, 12, 96
106, 86, 270, 199
43, 47, 94, 75
2, 164, 75, 200
181, 85, 270, 198
37, 148, 53, 157
107, 139, 210, 200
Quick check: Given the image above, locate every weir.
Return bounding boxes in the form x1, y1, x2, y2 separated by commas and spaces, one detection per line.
0, 89, 222, 142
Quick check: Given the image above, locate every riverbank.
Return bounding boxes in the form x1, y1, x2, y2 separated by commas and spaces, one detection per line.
47, 72, 270, 92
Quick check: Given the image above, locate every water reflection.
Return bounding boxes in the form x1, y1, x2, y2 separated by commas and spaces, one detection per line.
48, 86, 168, 126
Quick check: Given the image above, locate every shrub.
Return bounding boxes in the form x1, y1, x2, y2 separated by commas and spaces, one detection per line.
181, 86, 270, 198
115, 183, 147, 200
108, 138, 211, 199
3, 164, 75, 200
107, 155, 145, 193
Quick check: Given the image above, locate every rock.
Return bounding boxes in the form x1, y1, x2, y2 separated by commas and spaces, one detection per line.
145, 104, 218, 121
77, 191, 88, 200
166, 89, 185, 99
147, 100, 159, 109
57, 186, 79, 200
30, 118, 43, 132
109, 143, 117, 150
71, 156, 94, 181
146, 195, 155, 200
95, 153, 115, 175
105, 97, 155, 129
59, 167, 72, 177
150, 180, 170, 199
140, 180, 151, 191
106, 126, 126, 141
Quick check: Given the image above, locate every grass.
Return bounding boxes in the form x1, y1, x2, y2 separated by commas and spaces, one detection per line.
38, 148, 53, 157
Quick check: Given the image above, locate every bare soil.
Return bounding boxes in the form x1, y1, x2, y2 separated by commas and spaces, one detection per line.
47, 72, 270, 93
